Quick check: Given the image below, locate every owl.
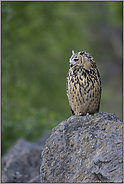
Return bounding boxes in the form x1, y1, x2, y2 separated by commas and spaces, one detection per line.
66, 50, 102, 116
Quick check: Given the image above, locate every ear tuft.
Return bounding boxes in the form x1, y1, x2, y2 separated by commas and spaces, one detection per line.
72, 50, 75, 55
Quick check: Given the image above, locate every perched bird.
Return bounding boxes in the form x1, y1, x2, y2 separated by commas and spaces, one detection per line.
66, 50, 102, 116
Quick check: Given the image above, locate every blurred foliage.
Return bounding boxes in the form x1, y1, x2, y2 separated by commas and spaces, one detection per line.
1, 1, 122, 155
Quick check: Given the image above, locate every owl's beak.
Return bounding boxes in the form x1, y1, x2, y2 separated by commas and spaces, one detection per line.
69, 63, 73, 67
69, 58, 76, 67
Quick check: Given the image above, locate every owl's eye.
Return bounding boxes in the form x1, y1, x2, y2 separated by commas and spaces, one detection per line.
74, 58, 79, 62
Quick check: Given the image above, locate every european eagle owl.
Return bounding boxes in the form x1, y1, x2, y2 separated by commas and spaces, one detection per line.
66, 50, 102, 116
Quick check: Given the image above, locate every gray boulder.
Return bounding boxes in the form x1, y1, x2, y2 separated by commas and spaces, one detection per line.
40, 112, 123, 183
2, 131, 51, 183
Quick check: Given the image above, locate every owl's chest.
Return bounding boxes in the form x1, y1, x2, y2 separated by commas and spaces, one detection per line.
67, 66, 100, 93
68, 67, 89, 86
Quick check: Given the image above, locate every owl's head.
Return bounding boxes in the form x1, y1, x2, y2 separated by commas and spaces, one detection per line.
69, 50, 96, 70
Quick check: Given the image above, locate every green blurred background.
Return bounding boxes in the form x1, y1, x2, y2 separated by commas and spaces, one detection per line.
1, 1, 123, 155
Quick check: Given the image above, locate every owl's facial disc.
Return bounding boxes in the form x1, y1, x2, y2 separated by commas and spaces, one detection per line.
69, 54, 79, 67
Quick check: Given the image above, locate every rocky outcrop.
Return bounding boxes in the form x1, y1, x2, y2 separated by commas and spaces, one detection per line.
2, 131, 51, 183
40, 112, 123, 183
2, 112, 123, 183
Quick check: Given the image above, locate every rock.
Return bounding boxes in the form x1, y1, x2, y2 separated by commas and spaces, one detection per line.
40, 112, 123, 183
2, 131, 51, 183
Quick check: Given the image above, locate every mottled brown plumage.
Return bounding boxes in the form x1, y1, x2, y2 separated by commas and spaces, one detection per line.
66, 50, 102, 116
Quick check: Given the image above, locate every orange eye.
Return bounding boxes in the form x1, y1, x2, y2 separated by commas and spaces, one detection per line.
74, 58, 79, 62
